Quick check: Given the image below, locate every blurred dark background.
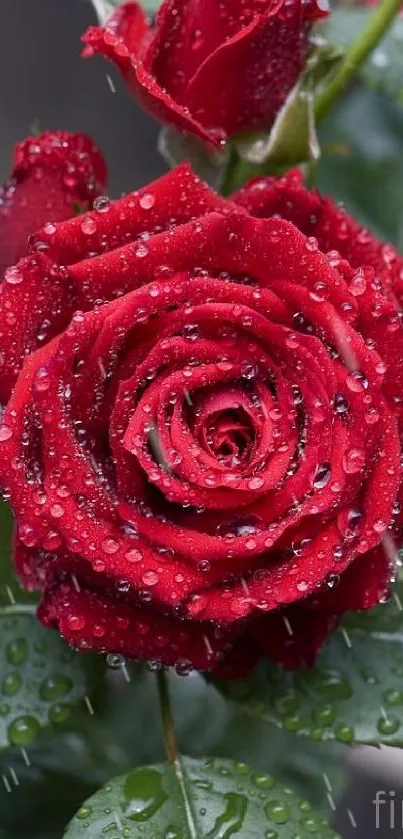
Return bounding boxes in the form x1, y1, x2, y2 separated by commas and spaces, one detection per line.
0, 0, 165, 193
2, 2, 403, 838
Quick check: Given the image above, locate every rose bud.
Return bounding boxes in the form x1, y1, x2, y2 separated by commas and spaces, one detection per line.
0, 130, 107, 403
82, 0, 326, 147
0, 131, 107, 274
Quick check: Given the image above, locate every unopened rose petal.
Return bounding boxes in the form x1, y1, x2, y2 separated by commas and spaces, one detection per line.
0, 131, 106, 274
82, 0, 325, 144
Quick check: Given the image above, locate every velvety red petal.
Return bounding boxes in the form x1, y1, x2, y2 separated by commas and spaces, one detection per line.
0, 131, 106, 274
0, 164, 231, 404
82, 0, 325, 142
184, 0, 325, 136
38, 560, 257, 677
250, 606, 338, 669
234, 170, 403, 434
310, 540, 394, 612
234, 169, 403, 290
149, 0, 282, 98
82, 11, 222, 147
233, 169, 321, 233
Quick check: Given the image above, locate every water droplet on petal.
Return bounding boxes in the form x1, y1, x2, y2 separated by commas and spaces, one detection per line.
139, 193, 155, 210
80, 217, 97, 235
0, 425, 13, 441
343, 449, 365, 475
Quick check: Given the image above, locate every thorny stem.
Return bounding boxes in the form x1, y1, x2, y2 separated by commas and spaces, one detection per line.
315, 0, 402, 122
156, 668, 178, 764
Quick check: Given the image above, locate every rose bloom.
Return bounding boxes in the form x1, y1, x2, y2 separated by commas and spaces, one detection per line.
0, 160, 402, 678
82, 0, 326, 147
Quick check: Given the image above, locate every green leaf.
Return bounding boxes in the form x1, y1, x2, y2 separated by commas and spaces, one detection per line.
0, 667, 345, 838
158, 126, 230, 188
90, 0, 161, 24
63, 756, 340, 838
317, 85, 403, 246
0, 609, 99, 751
213, 583, 403, 747
235, 42, 343, 167
321, 9, 403, 106
0, 502, 38, 607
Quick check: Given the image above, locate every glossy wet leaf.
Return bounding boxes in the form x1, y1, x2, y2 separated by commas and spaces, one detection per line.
235, 42, 343, 167
63, 755, 340, 838
322, 10, 403, 106
158, 126, 230, 188
0, 669, 344, 839
90, 0, 161, 23
213, 583, 403, 746
0, 611, 99, 751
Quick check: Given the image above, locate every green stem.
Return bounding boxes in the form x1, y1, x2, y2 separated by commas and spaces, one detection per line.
315, 0, 402, 122
156, 668, 178, 763
221, 149, 258, 196
0, 603, 37, 617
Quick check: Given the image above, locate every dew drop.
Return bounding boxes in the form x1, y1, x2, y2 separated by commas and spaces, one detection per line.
312, 462, 331, 490
102, 538, 120, 554
0, 424, 13, 442
93, 195, 111, 213
142, 570, 159, 587
384, 689, 403, 706
377, 715, 400, 735
8, 715, 40, 746
135, 243, 149, 259
139, 193, 155, 210
346, 370, 368, 393
125, 548, 143, 563
342, 448, 365, 475
106, 653, 126, 669
248, 476, 265, 490
39, 675, 72, 701
252, 773, 276, 790
301, 814, 323, 833
33, 367, 51, 392
67, 614, 85, 631
265, 801, 290, 824
6, 638, 27, 665
334, 722, 354, 743
49, 702, 72, 724
2, 672, 22, 696
76, 806, 93, 820
124, 767, 167, 821
80, 217, 97, 235
4, 266, 24, 285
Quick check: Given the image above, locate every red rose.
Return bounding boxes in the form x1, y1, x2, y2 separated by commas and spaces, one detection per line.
82, 0, 325, 147
0, 131, 107, 403
0, 131, 106, 275
0, 164, 401, 677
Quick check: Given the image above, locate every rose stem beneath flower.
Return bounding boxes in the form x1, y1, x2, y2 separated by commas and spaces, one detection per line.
156, 668, 178, 765
156, 669, 199, 834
